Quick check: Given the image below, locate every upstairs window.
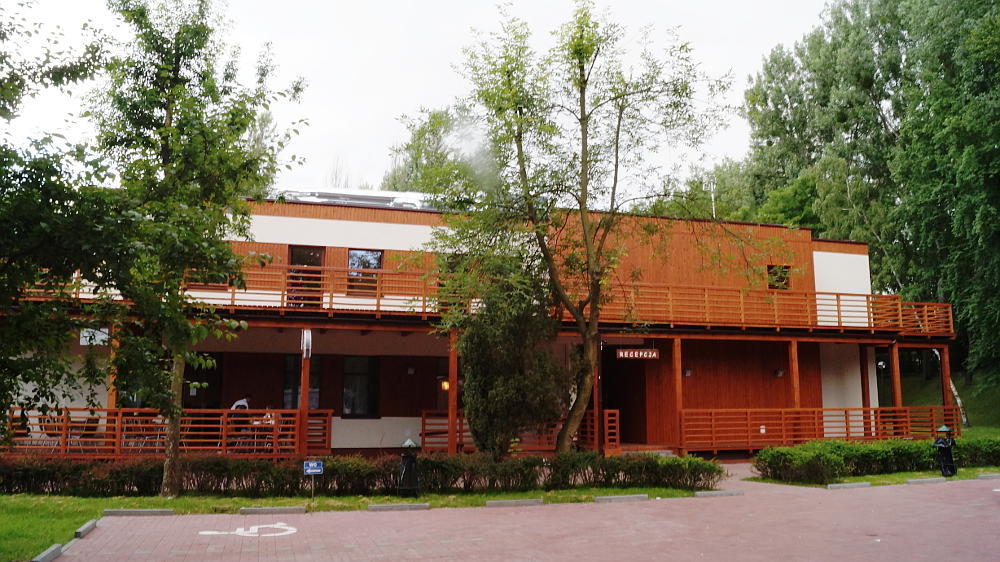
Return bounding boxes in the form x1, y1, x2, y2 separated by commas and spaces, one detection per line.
767, 265, 791, 290
348, 249, 383, 292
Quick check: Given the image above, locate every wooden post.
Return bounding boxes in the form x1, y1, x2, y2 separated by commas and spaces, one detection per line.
298, 329, 312, 455
859, 344, 871, 437
107, 326, 119, 408
592, 344, 603, 453
447, 329, 459, 455
940, 346, 953, 407
789, 339, 801, 408
859, 345, 871, 408
890, 343, 903, 407
672, 338, 684, 454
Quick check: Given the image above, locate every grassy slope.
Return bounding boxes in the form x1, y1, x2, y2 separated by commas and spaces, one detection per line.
0, 487, 690, 561
900, 374, 1000, 436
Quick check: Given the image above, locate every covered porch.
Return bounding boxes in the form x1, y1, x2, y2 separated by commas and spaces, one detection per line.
598, 335, 960, 455
3, 407, 333, 459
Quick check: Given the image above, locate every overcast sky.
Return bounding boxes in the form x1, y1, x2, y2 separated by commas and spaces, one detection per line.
12, 0, 830, 191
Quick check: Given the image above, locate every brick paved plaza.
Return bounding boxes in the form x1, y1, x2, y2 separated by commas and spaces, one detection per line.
59, 464, 1000, 561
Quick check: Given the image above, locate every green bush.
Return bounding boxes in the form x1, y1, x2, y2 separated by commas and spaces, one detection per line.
0, 450, 727, 495
544, 451, 598, 489
754, 437, 1000, 484
753, 444, 846, 484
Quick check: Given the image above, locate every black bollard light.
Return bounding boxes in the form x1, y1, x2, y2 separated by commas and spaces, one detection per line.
398, 438, 419, 497
933, 425, 957, 477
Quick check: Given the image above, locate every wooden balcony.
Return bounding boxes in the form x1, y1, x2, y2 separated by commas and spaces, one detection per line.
680, 406, 961, 453
28, 264, 954, 336
2, 408, 334, 459
419, 409, 621, 456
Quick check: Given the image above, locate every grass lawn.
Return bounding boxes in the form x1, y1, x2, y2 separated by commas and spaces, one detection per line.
897, 371, 1000, 430
0, 486, 690, 561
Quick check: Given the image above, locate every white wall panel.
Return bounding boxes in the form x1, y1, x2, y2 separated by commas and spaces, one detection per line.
330, 417, 422, 448
248, 215, 435, 251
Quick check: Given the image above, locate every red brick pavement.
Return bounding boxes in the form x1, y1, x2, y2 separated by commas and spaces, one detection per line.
60, 464, 1000, 561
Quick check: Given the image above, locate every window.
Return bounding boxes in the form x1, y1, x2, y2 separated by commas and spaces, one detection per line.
767, 265, 791, 290
347, 249, 383, 293
343, 356, 379, 418
288, 245, 325, 306
283, 355, 321, 409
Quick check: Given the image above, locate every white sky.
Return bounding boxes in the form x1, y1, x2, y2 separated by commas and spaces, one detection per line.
11, 0, 829, 191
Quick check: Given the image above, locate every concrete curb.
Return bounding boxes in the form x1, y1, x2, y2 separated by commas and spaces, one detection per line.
239, 506, 306, 515
827, 482, 872, 489
61, 539, 79, 554
977, 473, 1000, 480
368, 503, 430, 512
486, 499, 544, 508
594, 494, 648, 503
103, 508, 175, 516
31, 543, 61, 562
694, 490, 744, 498
907, 477, 946, 485
74, 519, 98, 539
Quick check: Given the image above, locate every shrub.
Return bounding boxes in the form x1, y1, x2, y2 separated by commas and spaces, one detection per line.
415, 453, 463, 493
753, 444, 846, 484
544, 451, 598, 489
0, 450, 728, 495
754, 437, 1000, 484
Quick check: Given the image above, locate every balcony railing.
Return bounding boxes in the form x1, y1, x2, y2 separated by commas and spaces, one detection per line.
680, 406, 961, 452
28, 264, 954, 336
419, 409, 619, 455
2, 408, 334, 459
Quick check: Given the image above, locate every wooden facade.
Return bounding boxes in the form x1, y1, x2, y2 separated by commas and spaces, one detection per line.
8, 199, 959, 459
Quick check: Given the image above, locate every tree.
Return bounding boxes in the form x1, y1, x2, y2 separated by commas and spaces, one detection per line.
444, 245, 572, 458
89, 0, 299, 496
380, 107, 495, 197
0, 1, 111, 438
436, 1, 725, 452
892, 0, 1000, 383
742, 0, 908, 291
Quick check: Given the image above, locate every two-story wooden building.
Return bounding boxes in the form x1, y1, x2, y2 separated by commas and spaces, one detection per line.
7, 192, 958, 459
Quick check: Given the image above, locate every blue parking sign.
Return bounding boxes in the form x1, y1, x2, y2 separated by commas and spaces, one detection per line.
303, 460, 324, 475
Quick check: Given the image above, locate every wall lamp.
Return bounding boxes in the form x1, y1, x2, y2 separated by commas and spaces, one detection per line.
773, 369, 785, 378
683, 368, 693, 378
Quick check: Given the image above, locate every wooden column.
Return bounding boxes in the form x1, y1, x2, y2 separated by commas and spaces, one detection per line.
447, 329, 459, 455
107, 328, 119, 409
592, 342, 602, 453
298, 329, 312, 455
788, 339, 801, 408
858, 345, 871, 409
940, 346, 953, 407
890, 343, 903, 407
672, 338, 684, 454
859, 344, 871, 437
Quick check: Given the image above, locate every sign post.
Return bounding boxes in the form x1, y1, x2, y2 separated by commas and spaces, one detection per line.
303, 460, 323, 500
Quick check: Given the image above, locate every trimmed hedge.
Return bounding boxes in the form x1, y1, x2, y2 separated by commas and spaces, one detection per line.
0, 452, 724, 497
753, 437, 1000, 484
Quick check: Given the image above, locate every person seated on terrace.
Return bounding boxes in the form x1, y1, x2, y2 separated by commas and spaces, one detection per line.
230, 394, 252, 410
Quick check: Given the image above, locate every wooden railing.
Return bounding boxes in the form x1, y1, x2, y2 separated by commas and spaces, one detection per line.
420, 409, 619, 455
680, 406, 961, 452
28, 264, 954, 335
2, 408, 334, 459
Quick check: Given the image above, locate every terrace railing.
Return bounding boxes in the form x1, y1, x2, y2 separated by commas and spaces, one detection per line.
680, 406, 961, 452
27, 264, 954, 336
419, 409, 619, 455
2, 408, 334, 459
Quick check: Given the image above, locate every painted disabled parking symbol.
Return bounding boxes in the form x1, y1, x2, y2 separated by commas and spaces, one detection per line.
199, 522, 297, 537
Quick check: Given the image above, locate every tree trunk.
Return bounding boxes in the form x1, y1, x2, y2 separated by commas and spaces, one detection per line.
555, 331, 599, 452
160, 354, 185, 497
